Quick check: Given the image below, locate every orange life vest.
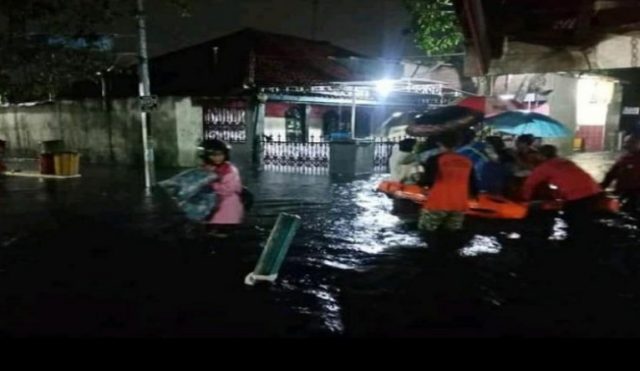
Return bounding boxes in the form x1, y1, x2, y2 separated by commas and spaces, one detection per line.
424, 152, 473, 212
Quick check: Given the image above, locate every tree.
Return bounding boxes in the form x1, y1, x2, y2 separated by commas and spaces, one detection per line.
403, 0, 463, 56
403, 0, 483, 94
0, 1, 120, 102
0, 0, 191, 103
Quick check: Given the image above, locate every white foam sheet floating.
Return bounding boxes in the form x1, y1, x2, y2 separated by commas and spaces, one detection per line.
245, 213, 301, 286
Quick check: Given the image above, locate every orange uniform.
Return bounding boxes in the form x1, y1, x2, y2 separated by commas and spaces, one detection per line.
422, 152, 475, 211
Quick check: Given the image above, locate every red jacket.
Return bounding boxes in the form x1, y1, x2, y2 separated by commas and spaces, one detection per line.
522, 158, 602, 201
602, 152, 640, 194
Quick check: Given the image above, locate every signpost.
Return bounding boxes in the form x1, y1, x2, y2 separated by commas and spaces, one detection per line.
137, 0, 156, 188
139, 95, 158, 112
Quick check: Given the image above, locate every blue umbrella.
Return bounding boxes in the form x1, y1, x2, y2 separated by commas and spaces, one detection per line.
485, 111, 572, 138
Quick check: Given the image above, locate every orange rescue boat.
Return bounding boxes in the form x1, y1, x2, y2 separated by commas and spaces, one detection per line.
377, 180, 619, 219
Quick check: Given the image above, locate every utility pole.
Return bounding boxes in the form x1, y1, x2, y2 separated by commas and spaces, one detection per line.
311, 0, 319, 40
137, 0, 156, 188
350, 86, 357, 139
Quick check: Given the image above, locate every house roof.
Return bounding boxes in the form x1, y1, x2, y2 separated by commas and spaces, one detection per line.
154, 27, 363, 62
147, 28, 402, 95
248, 29, 363, 84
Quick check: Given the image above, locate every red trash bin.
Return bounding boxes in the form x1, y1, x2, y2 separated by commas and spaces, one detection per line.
0, 140, 5, 173
39, 153, 55, 175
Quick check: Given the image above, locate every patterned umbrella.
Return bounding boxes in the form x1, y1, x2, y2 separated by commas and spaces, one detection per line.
405, 106, 484, 137
380, 111, 418, 137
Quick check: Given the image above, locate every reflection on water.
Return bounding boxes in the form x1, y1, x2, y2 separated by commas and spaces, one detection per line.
460, 235, 503, 257
250, 152, 640, 335
1, 152, 640, 336
549, 217, 568, 241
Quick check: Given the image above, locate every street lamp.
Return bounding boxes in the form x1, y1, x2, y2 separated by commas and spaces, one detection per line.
375, 79, 394, 97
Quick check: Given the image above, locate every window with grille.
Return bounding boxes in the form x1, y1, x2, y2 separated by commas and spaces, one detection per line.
203, 104, 247, 143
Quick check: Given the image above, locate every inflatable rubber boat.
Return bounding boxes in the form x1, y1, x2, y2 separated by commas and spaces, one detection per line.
377, 180, 619, 219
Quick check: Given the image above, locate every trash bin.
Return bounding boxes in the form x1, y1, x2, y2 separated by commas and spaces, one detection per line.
573, 137, 585, 152
329, 139, 374, 179
70, 151, 80, 175
40, 153, 55, 175
54, 153, 65, 175
53, 151, 80, 176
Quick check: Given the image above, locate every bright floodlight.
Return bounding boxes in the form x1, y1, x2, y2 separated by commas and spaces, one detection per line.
375, 79, 394, 96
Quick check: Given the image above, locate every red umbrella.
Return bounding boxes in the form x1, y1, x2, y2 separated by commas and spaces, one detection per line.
456, 96, 525, 117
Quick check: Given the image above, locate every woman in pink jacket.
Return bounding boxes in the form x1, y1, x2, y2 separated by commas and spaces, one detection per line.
201, 139, 244, 234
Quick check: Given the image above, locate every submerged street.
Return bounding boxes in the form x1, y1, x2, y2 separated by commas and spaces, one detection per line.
1, 152, 639, 337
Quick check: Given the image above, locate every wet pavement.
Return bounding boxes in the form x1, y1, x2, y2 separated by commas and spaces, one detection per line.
1, 152, 640, 337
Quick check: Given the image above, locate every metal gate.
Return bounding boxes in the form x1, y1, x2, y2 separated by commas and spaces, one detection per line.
261, 136, 411, 174
262, 135, 329, 173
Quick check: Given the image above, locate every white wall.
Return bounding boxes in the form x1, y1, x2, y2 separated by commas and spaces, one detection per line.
576, 77, 615, 127
264, 117, 286, 140
264, 114, 323, 141
175, 97, 203, 167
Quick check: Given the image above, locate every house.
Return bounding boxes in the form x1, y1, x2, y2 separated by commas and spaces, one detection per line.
143, 28, 460, 142
0, 29, 460, 172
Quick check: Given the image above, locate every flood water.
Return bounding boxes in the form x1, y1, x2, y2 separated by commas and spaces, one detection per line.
1, 152, 639, 337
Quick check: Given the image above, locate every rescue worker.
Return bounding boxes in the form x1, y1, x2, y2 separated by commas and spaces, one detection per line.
417, 132, 478, 235
522, 145, 603, 236
601, 135, 640, 213
506, 134, 545, 200
479, 136, 512, 195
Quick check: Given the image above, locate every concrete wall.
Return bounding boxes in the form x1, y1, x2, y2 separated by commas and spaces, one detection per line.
546, 74, 578, 155
0, 96, 270, 180
103, 99, 142, 164
0, 99, 142, 163
174, 97, 203, 167
0, 97, 209, 168
402, 62, 462, 90
151, 98, 179, 168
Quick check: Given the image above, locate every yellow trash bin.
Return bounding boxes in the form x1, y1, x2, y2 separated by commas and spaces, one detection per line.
53, 151, 80, 176
70, 152, 80, 175
573, 138, 584, 152
53, 153, 63, 175
62, 153, 69, 176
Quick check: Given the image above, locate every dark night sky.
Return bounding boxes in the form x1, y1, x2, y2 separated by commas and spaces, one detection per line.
114, 0, 422, 59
